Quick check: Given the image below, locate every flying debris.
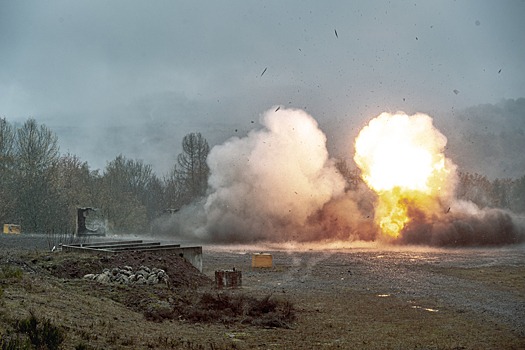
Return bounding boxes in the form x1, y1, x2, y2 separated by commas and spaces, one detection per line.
260, 67, 268, 77
498, 68, 502, 74
334, 29, 338, 38
453, 89, 460, 95
275, 106, 280, 112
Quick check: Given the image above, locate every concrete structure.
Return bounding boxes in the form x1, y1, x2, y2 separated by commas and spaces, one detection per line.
76, 207, 105, 237
61, 240, 203, 272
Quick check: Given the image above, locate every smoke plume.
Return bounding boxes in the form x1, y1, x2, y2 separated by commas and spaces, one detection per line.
156, 108, 524, 247
157, 107, 374, 243
400, 200, 525, 246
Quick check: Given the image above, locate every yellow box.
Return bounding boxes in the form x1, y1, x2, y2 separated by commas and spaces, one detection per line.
252, 253, 273, 268
3, 224, 21, 234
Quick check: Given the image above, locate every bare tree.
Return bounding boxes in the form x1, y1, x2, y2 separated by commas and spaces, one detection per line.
100, 155, 158, 234
170, 132, 210, 206
510, 175, 525, 213
0, 118, 16, 224
456, 172, 493, 208
491, 178, 513, 209
0, 118, 15, 168
15, 119, 59, 176
51, 153, 96, 232
13, 119, 60, 232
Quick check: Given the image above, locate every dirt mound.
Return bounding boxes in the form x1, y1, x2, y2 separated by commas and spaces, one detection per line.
35, 250, 212, 289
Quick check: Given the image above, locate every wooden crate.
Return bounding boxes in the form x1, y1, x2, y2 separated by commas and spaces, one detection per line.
252, 253, 273, 268
3, 224, 21, 234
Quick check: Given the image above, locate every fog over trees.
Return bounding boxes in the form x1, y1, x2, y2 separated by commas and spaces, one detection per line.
0, 115, 524, 236
0, 117, 209, 235
437, 98, 525, 180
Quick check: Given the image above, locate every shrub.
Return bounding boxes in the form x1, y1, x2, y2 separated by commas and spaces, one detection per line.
15, 312, 65, 350
0, 333, 32, 350
0, 266, 23, 280
178, 292, 296, 328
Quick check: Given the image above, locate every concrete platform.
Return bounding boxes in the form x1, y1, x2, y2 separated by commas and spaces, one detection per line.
61, 240, 203, 272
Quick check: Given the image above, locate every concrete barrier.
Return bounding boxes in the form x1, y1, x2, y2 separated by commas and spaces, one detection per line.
61, 240, 203, 272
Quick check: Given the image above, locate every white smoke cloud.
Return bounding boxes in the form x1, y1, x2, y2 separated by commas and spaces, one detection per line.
158, 107, 355, 242
154, 107, 524, 247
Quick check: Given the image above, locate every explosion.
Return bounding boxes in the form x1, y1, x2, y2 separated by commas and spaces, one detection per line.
172, 107, 347, 242
354, 112, 456, 240
157, 107, 524, 247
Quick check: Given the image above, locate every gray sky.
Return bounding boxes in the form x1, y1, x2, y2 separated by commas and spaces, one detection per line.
1, 1, 524, 176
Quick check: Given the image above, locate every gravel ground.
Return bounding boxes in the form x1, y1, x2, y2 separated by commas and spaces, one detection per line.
203, 244, 525, 338
2, 234, 525, 346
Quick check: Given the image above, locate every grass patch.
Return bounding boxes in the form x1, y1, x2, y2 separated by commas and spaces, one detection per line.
0, 311, 65, 350
0, 266, 23, 280
177, 292, 296, 328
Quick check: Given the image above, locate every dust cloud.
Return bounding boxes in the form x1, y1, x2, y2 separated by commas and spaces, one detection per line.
155, 107, 374, 243
154, 108, 525, 247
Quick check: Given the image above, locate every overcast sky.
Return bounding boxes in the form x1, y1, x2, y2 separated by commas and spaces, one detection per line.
1, 1, 524, 175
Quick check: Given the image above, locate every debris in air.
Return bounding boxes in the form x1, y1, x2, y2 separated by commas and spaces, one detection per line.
498, 68, 502, 74
334, 29, 338, 38
260, 67, 268, 77
453, 89, 460, 95
275, 106, 280, 112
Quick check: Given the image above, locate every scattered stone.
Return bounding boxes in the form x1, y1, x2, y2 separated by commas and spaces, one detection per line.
83, 265, 169, 286
83, 273, 96, 280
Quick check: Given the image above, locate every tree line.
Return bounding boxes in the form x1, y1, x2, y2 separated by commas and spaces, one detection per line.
456, 172, 525, 213
0, 117, 209, 235
1, 117, 524, 236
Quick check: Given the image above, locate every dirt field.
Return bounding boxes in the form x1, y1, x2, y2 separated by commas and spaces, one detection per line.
1, 234, 524, 349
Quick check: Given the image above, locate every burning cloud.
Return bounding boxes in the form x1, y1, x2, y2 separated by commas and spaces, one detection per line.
354, 112, 457, 239
157, 108, 524, 247
354, 112, 525, 246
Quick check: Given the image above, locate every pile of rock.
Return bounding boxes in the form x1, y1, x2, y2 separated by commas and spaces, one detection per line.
83, 265, 169, 285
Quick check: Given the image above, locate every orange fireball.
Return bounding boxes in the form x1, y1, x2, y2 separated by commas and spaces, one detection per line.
354, 112, 454, 239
